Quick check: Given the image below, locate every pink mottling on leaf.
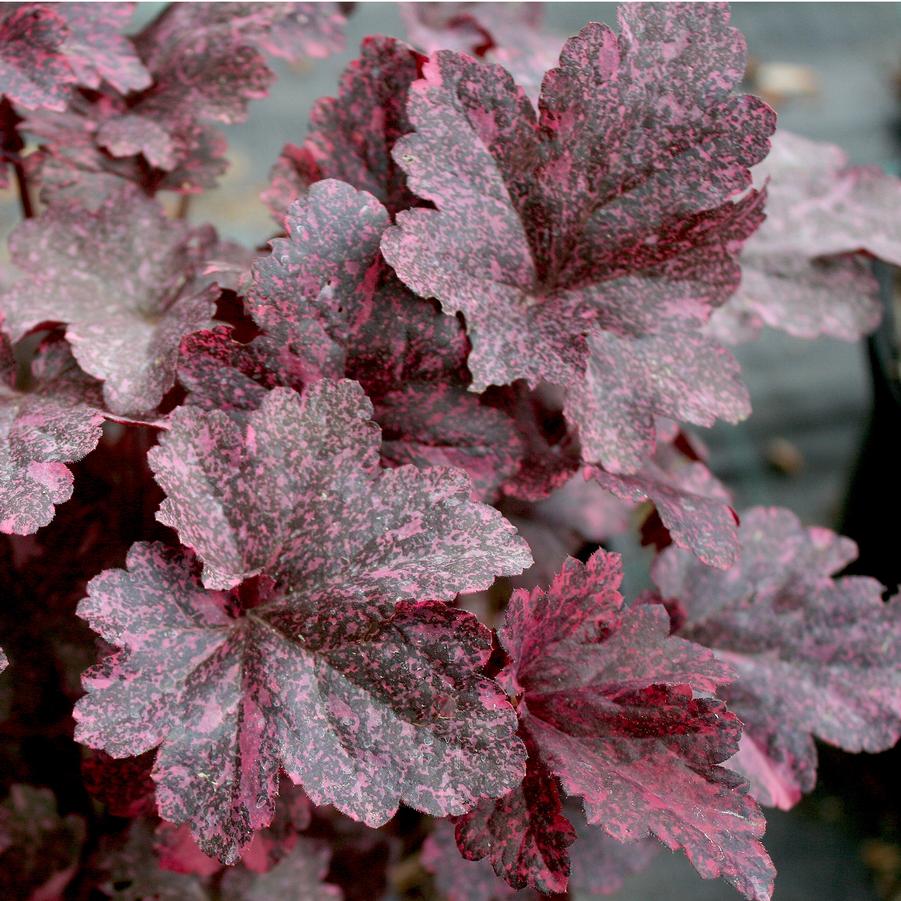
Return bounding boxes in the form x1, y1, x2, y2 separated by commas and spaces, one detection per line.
713, 130, 901, 342
0, 185, 219, 415
382, 4, 774, 473
0, 5, 76, 112
74, 541, 526, 862
473, 549, 774, 900
652, 506, 901, 809
0, 333, 104, 535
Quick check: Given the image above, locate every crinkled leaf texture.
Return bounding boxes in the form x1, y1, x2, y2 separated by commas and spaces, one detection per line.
458, 549, 775, 900
206, 179, 524, 501
149, 379, 530, 591
713, 130, 901, 342
0, 4, 76, 111
382, 3, 774, 474
74, 539, 526, 863
0, 333, 104, 534
652, 506, 901, 810
0, 185, 219, 415
263, 36, 424, 221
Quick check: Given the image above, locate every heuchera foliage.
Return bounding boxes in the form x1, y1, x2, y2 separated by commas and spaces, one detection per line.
0, 3, 900, 899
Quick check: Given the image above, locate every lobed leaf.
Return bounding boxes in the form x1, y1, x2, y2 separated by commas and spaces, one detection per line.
465, 550, 774, 900
0, 4, 76, 111
263, 37, 424, 221
0, 334, 104, 534
74, 541, 526, 862
0, 185, 219, 415
713, 130, 901, 342
652, 506, 901, 809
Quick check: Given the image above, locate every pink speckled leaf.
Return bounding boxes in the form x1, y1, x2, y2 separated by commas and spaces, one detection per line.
56, 3, 151, 93
568, 330, 749, 473
455, 729, 575, 893
422, 820, 522, 901
264, 37, 423, 220
590, 438, 740, 569
713, 130, 900, 342
0, 185, 219, 415
0, 334, 104, 535
0, 5, 75, 111
484, 550, 774, 900
155, 777, 312, 875
0, 785, 86, 901
382, 4, 773, 417
246, 180, 523, 499
135, 4, 273, 127
246, 180, 389, 367
25, 99, 229, 202
149, 381, 530, 591
652, 506, 901, 810
74, 541, 526, 862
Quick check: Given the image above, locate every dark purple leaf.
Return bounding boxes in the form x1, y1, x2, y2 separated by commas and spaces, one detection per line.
55, 3, 151, 93
263, 36, 423, 220
149, 380, 530, 591
81, 749, 157, 818
0, 334, 104, 534
652, 506, 901, 809
482, 549, 774, 900
0, 785, 86, 900
382, 5, 773, 473
0, 185, 219, 415
74, 541, 526, 862
455, 729, 576, 893
0, 4, 75, 112
247, 179, 524, 500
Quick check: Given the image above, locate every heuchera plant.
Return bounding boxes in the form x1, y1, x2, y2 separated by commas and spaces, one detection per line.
1, 3, 900, 899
